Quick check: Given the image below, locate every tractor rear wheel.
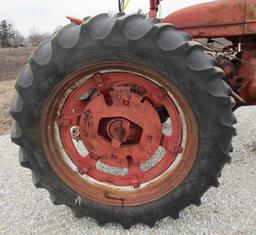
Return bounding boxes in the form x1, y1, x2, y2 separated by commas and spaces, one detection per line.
10, 14, 236, 228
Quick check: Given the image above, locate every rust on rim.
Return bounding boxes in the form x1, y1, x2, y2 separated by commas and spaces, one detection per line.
41, 62, 198, 206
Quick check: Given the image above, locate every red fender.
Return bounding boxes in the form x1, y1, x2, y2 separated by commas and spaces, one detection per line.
162, 0, 249, 38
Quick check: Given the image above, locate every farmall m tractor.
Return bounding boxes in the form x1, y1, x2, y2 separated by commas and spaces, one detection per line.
10, 0, 256, 228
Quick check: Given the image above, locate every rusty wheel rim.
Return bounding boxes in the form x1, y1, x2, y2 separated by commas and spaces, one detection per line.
41, 62, 198, 206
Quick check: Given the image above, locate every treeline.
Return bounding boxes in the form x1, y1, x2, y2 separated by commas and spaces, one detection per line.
0, 20, 60, 48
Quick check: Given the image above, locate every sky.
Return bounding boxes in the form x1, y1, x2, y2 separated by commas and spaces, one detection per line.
0, 0, 213, 36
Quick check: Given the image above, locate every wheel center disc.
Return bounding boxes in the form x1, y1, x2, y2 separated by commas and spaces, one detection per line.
79, 84, 162, 168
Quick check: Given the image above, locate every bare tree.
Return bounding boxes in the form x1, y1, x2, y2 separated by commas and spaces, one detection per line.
28, 28, 51, 46
52, 25, 63, 35
13, 30, 26, 47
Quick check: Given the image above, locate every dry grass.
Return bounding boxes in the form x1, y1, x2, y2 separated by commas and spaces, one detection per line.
0, 47, 35, 134
0, 80, 15, 134
0, 47, 35, 81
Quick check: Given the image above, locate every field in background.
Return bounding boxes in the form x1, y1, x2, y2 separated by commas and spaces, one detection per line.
0, 47, 35, 134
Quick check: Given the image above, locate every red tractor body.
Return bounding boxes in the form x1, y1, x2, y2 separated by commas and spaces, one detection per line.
163, 0, 256, 106
163, 0, 246, 38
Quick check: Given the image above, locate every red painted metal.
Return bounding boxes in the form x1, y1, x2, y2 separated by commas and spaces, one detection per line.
59, 72, 182, 187
161, 0, 256, 105
149, 0, 160, 18
236, 45, 256, 104
66, 16, 83, 25
163, 0, 246, 38
245, 0, 256, 34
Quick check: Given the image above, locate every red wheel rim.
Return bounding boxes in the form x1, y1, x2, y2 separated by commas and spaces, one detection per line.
41, 62, 198, 206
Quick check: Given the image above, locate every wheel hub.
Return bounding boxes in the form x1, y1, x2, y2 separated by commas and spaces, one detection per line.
79, 85, 162, 168
101, 117, 142, 148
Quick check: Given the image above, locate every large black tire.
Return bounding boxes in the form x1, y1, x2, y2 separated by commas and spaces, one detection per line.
10, 14, 236, 229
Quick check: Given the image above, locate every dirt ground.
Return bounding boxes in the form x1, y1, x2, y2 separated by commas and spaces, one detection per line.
0, 47, 35, 134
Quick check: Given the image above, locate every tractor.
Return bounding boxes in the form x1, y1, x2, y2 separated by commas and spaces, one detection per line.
10, 0, 256, 229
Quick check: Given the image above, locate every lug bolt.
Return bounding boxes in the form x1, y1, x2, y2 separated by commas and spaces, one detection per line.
111, 139, 121, 149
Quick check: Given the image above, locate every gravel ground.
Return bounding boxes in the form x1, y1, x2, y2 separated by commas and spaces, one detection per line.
0, 107, 256, 235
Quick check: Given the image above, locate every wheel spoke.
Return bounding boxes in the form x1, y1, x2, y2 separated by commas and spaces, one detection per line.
161, 135, 183, 154
127, 156, 143, 188
77, 154, 97, 175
